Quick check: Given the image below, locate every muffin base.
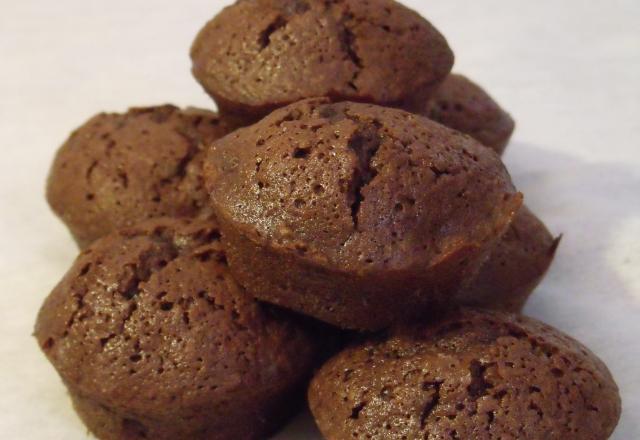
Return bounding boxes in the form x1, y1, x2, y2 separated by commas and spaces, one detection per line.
220, 216, 497, 331
69, 387, 302, 440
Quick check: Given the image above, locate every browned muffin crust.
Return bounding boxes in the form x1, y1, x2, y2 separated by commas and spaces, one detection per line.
421, 74, 516, 155
191, 0, 454, 120
309, 309, 621, 440
46, 105, 236, 248
35, 217, 315, 440
204, 98, 522, 330
461, 206, 560, 312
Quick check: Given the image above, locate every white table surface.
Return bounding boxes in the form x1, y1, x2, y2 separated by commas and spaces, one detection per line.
1, 1, 639, 438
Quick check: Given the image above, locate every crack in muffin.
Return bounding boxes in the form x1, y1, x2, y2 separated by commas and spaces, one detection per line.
309, 309, 621, 440
191, 0, 454, 121
47, 105, 237, 248
204, 98, 522, 330
35, 217, 316, 440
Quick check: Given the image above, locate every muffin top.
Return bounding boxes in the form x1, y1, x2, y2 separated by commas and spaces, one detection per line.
461, 206, 560, 311
205, 98, 521, 274
191, 0, 453, 117
309, 309, 621, 440
46, 105, 235, 248
421, 74, 515, 154
35, 217, 314, 417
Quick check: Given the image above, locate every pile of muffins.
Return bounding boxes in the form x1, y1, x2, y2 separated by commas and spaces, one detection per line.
35, 1, 621, 439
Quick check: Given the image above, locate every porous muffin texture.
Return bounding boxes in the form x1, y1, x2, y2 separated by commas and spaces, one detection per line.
461, 206, 560, 312
422, 74, 515, 154
46, 105, 236, 248
191, 0, 454, 120
308, 309, 621, 440
205, 98, 522, 330
34, 217, 315, 440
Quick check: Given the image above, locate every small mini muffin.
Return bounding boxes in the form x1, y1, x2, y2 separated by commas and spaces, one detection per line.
204, 98, 522, 330
309, 309, 621, 440
46, 105, 236, 248
421, 74, 515, 154
461, 206, 560, 312
34, 217, 315, 440
191, 0, 454, 121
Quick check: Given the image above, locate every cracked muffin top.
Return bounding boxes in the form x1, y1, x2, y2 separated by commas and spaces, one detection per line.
308, 309, 621, 440
204, 98, 521, 274
46, 105, 236, 248
421, 74, 515, 155
190, 0, 453, 119
34, 217, 315, 423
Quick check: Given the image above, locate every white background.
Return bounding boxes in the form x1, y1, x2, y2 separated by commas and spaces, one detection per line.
1, 1, 639, 438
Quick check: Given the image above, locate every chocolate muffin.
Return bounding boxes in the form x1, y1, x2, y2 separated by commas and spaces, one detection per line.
204, 98, 522, 330
190, 0, 454, 121
34, 217, 316, 440
46, 105, 236, 248
461, 206, 560, 312
308, 309, 621, 440
421, 74, 515, 154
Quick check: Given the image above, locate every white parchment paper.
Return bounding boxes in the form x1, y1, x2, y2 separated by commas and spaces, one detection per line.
1, 1, 638, 438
